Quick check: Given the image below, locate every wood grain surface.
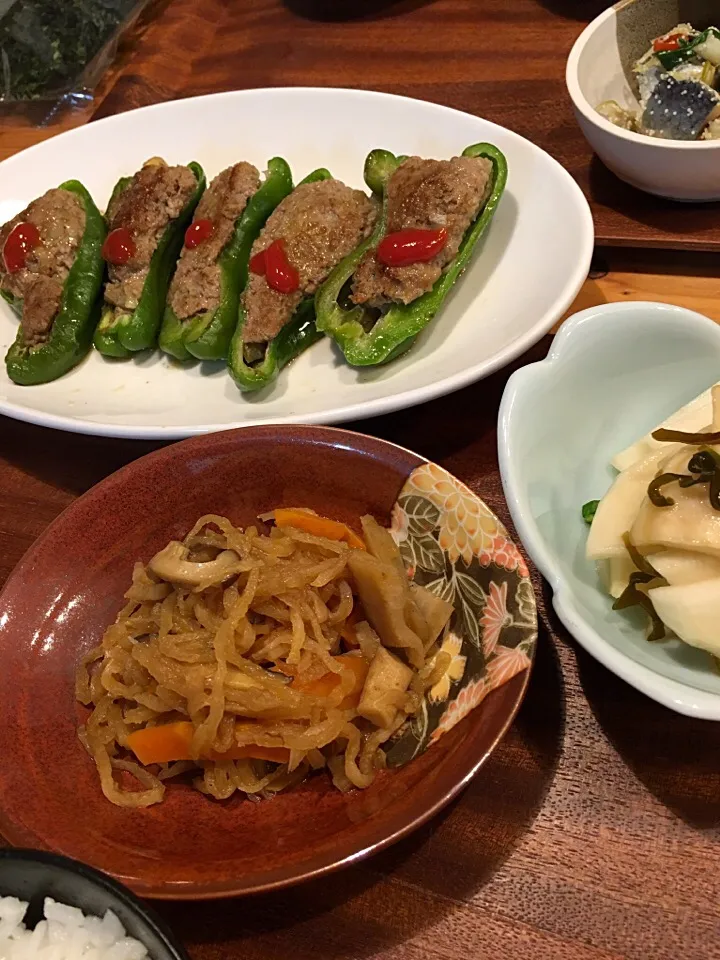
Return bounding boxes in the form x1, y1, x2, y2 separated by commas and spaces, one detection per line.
3, 0, 720, 247
0, 342, 719, 960
0, 2, 719, 957
557, 248, 720, 328
85, 0, 720, 251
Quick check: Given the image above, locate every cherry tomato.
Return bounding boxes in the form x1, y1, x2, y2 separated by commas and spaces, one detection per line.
653, 33, 683, 52
102, 228, 136, 266
185, 218, 214, 249
376, 227, 448, 267
3, 221, 41, 273
254, 239, 299, 294
249, 249, 267, 275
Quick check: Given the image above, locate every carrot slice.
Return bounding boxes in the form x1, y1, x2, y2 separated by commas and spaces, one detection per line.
127, 721, 194, 765
292, 653, 369, 709
270, 661, 297, 677
126, 721, 290, 765
273, 508, 366, 550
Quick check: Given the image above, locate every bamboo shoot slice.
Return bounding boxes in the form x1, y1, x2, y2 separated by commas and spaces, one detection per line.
630, 446, 720, 557
600, 554, 636, 598
645, 550, 720, 586
587, 446, 678, 560
649, 579, 720, 657
611, 385, 715, 472
357, 646, 413, 728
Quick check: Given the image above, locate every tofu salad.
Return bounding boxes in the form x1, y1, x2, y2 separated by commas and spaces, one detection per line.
598, 22, 720, 140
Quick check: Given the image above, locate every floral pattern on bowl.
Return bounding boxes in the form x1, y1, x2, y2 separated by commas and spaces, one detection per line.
385, 462, 537, 767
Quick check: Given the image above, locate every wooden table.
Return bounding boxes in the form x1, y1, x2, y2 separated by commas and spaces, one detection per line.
1, 2, 719, 959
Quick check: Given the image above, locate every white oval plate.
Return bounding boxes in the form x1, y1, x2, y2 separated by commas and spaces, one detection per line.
0, 88, 593, 439
498, 301, 720, 719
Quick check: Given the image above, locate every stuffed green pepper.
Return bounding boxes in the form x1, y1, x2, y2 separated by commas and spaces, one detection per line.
1, 181, 106, 385
159, 158, 292, 362
228, 169, 377, 391
315, 143, 507, 366
94, 158, 205, 357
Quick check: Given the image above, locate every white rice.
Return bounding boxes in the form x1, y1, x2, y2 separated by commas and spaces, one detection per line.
0, 895, 149, 960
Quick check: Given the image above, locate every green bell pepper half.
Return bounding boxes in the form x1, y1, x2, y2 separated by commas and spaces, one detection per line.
159, 157, 293, 362
363, 149, 401, 196
4, 180, 106, 385
228, 297, 322, 392
90, 176, 133, 359
227, 167, 332, 392
314, 143, 507, 366
94, 161, 206, 358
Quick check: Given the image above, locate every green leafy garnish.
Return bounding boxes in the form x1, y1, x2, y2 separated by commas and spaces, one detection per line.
582, 500, 599, 524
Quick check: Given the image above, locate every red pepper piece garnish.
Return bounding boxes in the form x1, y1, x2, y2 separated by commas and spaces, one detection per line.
263, 239, 299, 294
376, 227, 448, 268
249, 248, 267, 275
185, 218, 214, 249
3, 222, 41, 273
102, 228, 136, 266
653, 33, 683, 52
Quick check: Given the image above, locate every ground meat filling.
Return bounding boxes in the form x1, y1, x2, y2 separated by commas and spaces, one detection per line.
351, 155, 492, 307
0, 188, 86, 346
168, 162, 260, 320
242, 179, 376, 349
103, 162, 197, 320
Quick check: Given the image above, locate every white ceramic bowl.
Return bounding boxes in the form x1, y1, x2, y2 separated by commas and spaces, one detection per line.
566, 4, 720, 201
499, 301, 720, 718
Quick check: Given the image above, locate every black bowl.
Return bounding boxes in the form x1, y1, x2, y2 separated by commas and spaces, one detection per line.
0, 849, 189, 958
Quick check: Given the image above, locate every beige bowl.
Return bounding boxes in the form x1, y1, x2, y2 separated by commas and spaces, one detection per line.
566, 0, 720, 201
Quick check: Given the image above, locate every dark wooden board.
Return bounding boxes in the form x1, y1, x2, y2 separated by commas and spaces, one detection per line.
1, 4, 719, 957
1, 339, 719, 959
86, 0, 720, 251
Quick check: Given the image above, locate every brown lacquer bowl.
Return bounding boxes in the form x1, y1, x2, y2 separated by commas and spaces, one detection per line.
0, 426, 536, 899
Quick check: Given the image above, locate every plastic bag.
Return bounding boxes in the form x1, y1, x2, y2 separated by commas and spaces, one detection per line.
0, 0, 155, 123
